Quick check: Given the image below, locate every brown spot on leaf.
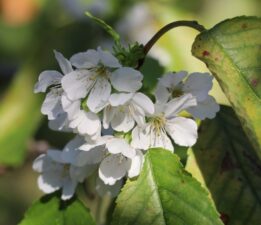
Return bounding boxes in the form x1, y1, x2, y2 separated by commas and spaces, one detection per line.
220, 152, 236, 174
251, 78, 259, 87
202, 50, 210, 57
220, 212, 230, 225
215, 57, 219, 61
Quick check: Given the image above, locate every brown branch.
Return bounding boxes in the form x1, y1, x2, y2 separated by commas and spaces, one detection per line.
137, 20, 206, 69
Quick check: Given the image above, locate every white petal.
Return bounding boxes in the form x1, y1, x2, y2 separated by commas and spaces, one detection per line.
61, 179, 77, 200
33, 154, 62, 173
187, 95, 220, 120
150, 129, 174, 151
96, 178, 123, 197
154, 102, 165, 115
37, 173, 61, 194
128, 150, 144, 178
87, 77, 111, 113
70, 165, 96, 182
130, 103, 146, 127
103, 106, 116, 129
34, 71, 63, 93
164, 94, 197, 118
54, 50, 73, 74
61, 94, 81, 120
62, 70, 94, 100
97, 47, 121, 68
64, 136, 86, 152
47, 149, 64, 163
41, 89, 64, 120
106, 138, 136, 158
74, 146, 106, 166
48, 113, 71, 132
110, 67, 143, 92
32, 154, 47, 172
131, 125, 150, 150
183, 73, 213, 102
70, 50, 99, 69
69, 110, 101, 136
99, 155, 131, 185
159, 71, 187, 88
111, 108, 135, 132
165, 117, 198, 147
109, 93, 133, 106
79, 136, 108, 152
61, 136, 86, 163
132, 92, 154, 115
155, 84, 170, 103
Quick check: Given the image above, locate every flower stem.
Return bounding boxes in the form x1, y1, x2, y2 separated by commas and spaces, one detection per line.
137, 20, 206, 69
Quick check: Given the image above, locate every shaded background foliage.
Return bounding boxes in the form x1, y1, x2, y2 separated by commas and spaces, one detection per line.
0, 0, 260, 224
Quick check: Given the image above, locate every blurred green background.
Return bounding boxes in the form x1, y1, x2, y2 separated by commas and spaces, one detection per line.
0, 0, 260, 224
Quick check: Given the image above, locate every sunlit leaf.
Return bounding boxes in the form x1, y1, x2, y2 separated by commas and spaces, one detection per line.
186, 106, 261, 225
192, 16, 261, 157
19, 193, 96, 225
111, 149, 223, 225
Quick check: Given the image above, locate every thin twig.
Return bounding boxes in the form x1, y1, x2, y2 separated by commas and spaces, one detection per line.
137, 20, 206, 69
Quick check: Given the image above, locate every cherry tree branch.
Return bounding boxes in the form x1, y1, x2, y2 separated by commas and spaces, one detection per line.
137, 20, 206, 69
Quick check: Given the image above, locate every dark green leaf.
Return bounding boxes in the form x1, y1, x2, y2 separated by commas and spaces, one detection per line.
140, 56, 164, 94
19, 194, 96, 225
111, 149, 223, 225
186, 106, 261, 225
192, 16, 261, 157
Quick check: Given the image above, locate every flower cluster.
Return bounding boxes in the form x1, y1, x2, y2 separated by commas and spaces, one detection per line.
33, 47, 219, 200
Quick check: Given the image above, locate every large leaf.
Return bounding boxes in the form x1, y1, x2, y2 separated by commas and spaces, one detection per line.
192, 16, 261, 158
111, 149, 223, 225
186, 106, 261, 225
19, 194, 96, 225
0, 65, 42, 166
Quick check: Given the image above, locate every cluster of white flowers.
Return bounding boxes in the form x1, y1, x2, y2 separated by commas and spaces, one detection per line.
33, 47, 219, 200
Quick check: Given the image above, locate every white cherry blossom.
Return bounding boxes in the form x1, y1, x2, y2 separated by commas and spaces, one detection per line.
61, 47, 143, 113
98, 138, 143, 185
131, 94, 198, 151
103, 92, 154, 132
155, 71, 219, 119
34, 50, 73, 121
33, 137, 95, 200
68, 109, 101, 138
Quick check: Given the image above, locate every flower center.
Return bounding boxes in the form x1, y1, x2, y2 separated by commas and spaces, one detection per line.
171, 87, 183, 98
50, 86, 63, 96
150, 115, 166, 136
62, 164, 70, 178
95, 66, 108, 77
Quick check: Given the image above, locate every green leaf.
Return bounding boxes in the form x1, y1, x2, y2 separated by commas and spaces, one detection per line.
0, 66, 42, 166
111, 149, 223, 225
192, 16, 261, 158
186, 106, 261, 225
85, 11, 120, 44
19, 194, 96, 225
140, 56, 165, 94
